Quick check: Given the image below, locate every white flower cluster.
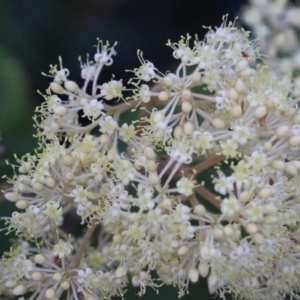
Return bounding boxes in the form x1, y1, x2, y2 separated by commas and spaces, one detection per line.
2, 16, 300, 300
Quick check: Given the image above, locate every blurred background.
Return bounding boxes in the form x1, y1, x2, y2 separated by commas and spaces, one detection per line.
0, 1, 248, 299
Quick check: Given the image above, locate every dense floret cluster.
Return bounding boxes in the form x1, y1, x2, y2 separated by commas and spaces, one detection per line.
2, 14, 300, 300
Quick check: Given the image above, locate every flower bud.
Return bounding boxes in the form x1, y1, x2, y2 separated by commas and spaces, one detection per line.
52, 273, 62, 282
275, 125, 289, 138
54, 105, 69, 116
113, 234, 123, 244
144, 146, 156, 160
188, 267, 199, 283
13, 284, 26, 296
45, 288, 56, 299
60, 281, 70, 290
191, 72, 201, 83
148, 172, 160, 186
158, 91, 169, 101
100, 134, 109, 144
16, 200, 29, 209
211, 118, 225, 129
183, 121, 194, 135
116, 266, 127, 278
229, 88, 239, 101
147, 160, 157, 172
232, 105, 242, 118
34, 254, 47, 264
288, 136, 300, 146
50, 82, 64, 94
198, 262, 209, 278
193, 204, 206, 216
254, 106, 267, 119
64, 80, 79, 92
4, 192, 19, 202
235, 79, 245, 94
63, 155, 73, 167
178, 245, 189, 256
181, 101, 192, 114
174, 125, 183, 139
31, 272, 43, 281
45, 177, 56, 188
181, 89, 192, 100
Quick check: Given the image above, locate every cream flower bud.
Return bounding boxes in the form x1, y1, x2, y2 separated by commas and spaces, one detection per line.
63, 155, 73, 167
144, 146, 156, 160
246, 223, 258, 234
288, 136, 300, 146
232, 105, 242, 118
264, 203, 277, 215
181, 101, 192, 114
16, 200, 29, 209
4, 192, 20, 202
178, 245, 189, 256
52, 273, 62, 281
80, 98, 89, 106
254, 106, 267, 119
208, 273, 218, 292
238, 68, 255, 78
265, 216, 277, 224
213, 228, 224, 240
188, 267, 199, 283
198, 262, 209, 278
183, 121, 194, 135
235, 79, 245, 94
116, 266, 127, 278
100, 134, 109, 144
13, 284, 26, 296
158, 91, 169, 101
211, 118, 225, 129
160, 198, 172, 210
174, 125, 183, 139
163, 76, 174, 86
147, 160, 157, 172
45, 288, 56, 299
34, 254, 47, 264
193, 204, 206, 216
200, 245, 210, 259
31, 272, 43, 281
229, 88, 239, 101
191, 71, 201, 83
239, 191, 250, 203
113, 234, 123, 244
292, 114, 300, 124
275, 125, 289, 138
54, 105, 69, 116
60, 281, 70, 291
284, 162, 298, 176
148, 172, 160, 186
127, 213, 141, 222
223, 225, 234, 236
64, 80, 79, 92
153, 111, 165, 123
252, 232, 264, 244
32, 182, 44, 191
263, 142, 272, 152
5, 280, 17, 288
181, 89, 192, 100
65, 172, 74, 181
50, 82, 64, 94
258, 188, 271, 199
45, 177, 56, 188
271, 160, 285, 170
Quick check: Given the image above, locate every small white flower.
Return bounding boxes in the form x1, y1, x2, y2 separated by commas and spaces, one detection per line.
100, 80, 123, 100
176, 178, 194, 196
221, 197, 241, 217
99, 115, 118, 135
83, 99, 104, 119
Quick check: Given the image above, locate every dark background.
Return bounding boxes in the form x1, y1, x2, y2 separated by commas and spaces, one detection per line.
0, 1, 248, 299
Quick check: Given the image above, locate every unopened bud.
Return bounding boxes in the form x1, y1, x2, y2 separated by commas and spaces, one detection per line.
181, 89, 192, 100
275, 125, 289, 138
64, 80, 79, 92
254, 106, 267, 119
183, 121, 194, 135
181, 101, 192, 114
54, 105, 68, 116
188, 267, 199, 283
16, 200, 29, 209
178, 245, 189, 256
211, 118, 225, 129
158, 91, 169, 101
50, 82, 64, 94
